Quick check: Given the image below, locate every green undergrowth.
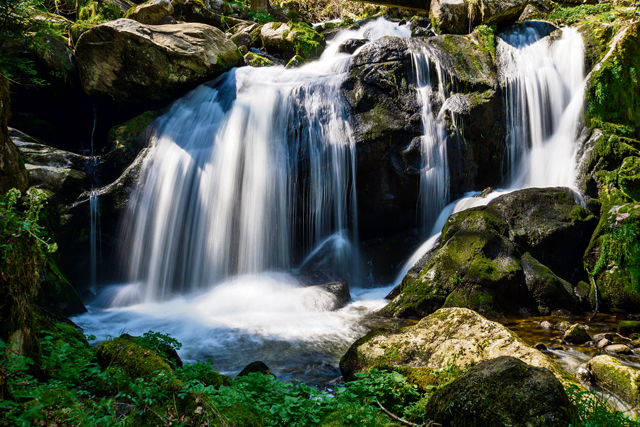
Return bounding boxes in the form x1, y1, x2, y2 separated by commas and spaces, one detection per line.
548, 2, 614, 25
2, 326, 638, 426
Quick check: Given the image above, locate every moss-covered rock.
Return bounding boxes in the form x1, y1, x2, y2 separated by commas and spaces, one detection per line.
77, 0, 132, 22
95, 336, 183, 391
562, 324, 591, 345
585, 21, 640, 140
319, 407, 398, 427
618, 320, 640, 337
339, 307, 577, 388
587, 355, 640, 407
424, 356, 575, 427
124, 0, 174, 25
0, 77, 28, 194
39, 258, 87, 317
75, 19, 243, 103
244, 51, 276, 67
381, 188, 595, 318
260, 22, 325, 60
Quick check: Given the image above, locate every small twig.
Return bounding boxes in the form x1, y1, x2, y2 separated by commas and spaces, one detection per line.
616, 333, 632, 341
374, 399, 440, 427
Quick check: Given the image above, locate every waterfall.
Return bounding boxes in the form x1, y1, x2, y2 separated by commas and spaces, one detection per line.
498, 22, 585, 188
411, 46, 450, 234
121, 19, 410, 302
89, 191, 101, 293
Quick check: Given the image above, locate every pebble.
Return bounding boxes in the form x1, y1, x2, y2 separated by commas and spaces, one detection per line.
597, 338, 612, 348
575, 366, 592, 386
540, 321, 553, 329
605, 344, 631, 355
592, 333, 614, 342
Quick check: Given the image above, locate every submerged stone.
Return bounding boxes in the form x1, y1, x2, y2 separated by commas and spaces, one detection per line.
562, 324, 591, 345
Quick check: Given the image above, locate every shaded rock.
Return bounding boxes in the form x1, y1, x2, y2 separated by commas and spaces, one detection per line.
425, 356, 574, 427
244, 51, 275, 67
159, 15, 177, 24
0, 78, 28, 193
618, 320, 640, 336
593, 332, 614, 342
430, 0, 468, 35
381, 188, 596, 319
555, 321, 571, 332
124, 0, 174, 25
237, 361, 273, 377
605, 344, 631, 355
75, 19, 242, 103
285, 54, 304, 68
521, 252, 579, 315
597, 338, 612, 348
534, 342, 547, 351
294, 271, 351, 307
337, 38, 368, 54
260, 22, 325, 60
340, 307, 577, 387
575, 365, 593, 387
587, 355, 640, 407
563, 324, 591, 345
476, 0, 534, 26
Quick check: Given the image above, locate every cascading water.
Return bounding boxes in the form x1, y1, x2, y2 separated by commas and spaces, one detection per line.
498, 22, 585, 188
410, 46, 450, 233
89, 191, 101, 293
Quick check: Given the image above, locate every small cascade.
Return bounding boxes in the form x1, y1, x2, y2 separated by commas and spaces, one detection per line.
410, 45, 450, 234
498, 22, 585, 188
122, 19, 410, 302
89, 190, 101, 293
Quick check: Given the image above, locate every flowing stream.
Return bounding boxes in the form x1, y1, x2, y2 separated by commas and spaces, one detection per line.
74, 20, 595, 384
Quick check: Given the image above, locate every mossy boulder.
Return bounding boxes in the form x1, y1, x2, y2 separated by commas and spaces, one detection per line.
39, 258, 87, 316
339, 307, 577, 388
124, 0, 174, 25
319, 407, 398, 427
260, 22, 325, 60
562, 324, 591, 345
75, 19, 242, 103
430, 0, 468, 35
95, 336, 182, 391
244, 51, 276, 67
585, 21, 640, 140
77, 0, 133, 21
381, 188, 595, 318
618, 320, 640, 337
424, 356, 575, 427
0, 77, 28, 193
587, 355, 640, 407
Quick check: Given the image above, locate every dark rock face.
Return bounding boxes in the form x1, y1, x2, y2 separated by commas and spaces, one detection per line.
0, 79, 28, 193
337, 38, 368, 54
380, 187, 597, 319
75, 19, 242, 104
425, 356, 575, 427
343, 34, 504, 242
237, 361, 273, 377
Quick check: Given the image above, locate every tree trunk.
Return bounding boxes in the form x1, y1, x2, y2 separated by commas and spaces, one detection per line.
251, 0, 269, 13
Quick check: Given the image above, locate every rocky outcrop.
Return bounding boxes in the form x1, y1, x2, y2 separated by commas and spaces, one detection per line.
125, 0, 174, 24
343, 33, 503, 242
380, 188, 597, 318
339, 307, 577, 387
425, 356, 575, 427
75, 19, 242, 103
430, 0, 468, 35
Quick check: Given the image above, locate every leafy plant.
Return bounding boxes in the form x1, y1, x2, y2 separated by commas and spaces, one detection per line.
248, 11, 275, 23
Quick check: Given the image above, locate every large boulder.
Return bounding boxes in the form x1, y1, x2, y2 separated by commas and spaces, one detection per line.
425, 356, 575, 427
260, 22, 326, 60
124, 0, 174, 25
344, 34, 503, 244
75, 19, 242, 103
380, 188, 597, 318
586, 355, 640, 407
339, 308, 577, 387
430, 0, 469, 35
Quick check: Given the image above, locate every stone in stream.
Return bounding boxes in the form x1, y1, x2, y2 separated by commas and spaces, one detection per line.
597, 338, 612, 348
337, 38, 368, 55
124, 0, 174, 25
592, 332, 615, 342
540, 320, 552, 329
605, 344, 632, 355
424, 356, 575, 427
563, 324, 591, 345
587, 355, 640, 407
618, 320, 640, 336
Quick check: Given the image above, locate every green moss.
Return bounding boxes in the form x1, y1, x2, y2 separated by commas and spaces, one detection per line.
243, 51, 275, 67
318, 407, 397, 427
586, 22, 640, 140
94, 336, 183, 391
77, 0, 123, 23
284, 22, 325, 59
548, 2, 614, 25
472, 24, 497, 61
108, 110, 162, 151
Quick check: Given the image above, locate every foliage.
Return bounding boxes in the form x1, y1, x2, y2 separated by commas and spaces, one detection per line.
78, 0, 123, 23
248, 11, 275, 23
0, 188, 57, 358
472, 24, 496, 60
548, 2, 614, 25
567, 385, 640, 427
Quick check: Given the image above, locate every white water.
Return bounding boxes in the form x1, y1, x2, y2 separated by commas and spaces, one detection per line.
89, 191, 101, 293
75, 21, 589, 384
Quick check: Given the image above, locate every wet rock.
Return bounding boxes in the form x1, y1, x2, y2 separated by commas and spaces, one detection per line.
337, 38, 368, 55
563, 324, 591, 345
244, 51, 276, 67
587, 355, 640, 407
340, 307, 577, 388
592, 333, 614, 342
75, 19, 242, 104
540, 320, 552, 329
597, 338, 612, 348
425, 356, 575, 427
555, 321, 571, 332
124, 0, 174, 25
619, 320, 640, 337
237, 361, 273, 378
575, 366, 593, 387
285, 55, 304, 68
522, 253, 579, 315
605, 344, 632, 355
381, 188, 595, 319
534, 343, 547, 351
295, 271, 351, 308
0, 81, 28, 193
